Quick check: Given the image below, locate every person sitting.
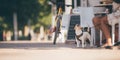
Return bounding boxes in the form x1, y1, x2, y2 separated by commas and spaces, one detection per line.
92, 0, 120, 49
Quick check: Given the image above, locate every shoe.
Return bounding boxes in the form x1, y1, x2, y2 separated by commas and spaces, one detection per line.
105, 46, 113, 49
114, 41, 120, 46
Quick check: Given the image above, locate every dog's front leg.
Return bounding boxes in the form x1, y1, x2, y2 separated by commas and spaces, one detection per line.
75, 37, 80, 47
76, 39, 80, 47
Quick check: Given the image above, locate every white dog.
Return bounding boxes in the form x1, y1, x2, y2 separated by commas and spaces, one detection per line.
74, 24, 92, 48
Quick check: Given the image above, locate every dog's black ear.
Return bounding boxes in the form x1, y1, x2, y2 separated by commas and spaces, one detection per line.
83, 27, 88, 32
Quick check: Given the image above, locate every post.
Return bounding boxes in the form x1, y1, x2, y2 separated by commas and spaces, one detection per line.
74, 0, 77, 8
81, 0, 88, 7
118, 20, 120, 41
65, 0, 72, 14
13, 12, 18, 40
100, 30, 102, 45
91, 27, 95, 46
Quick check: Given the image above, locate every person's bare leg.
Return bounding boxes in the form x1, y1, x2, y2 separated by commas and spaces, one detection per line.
100, 16, 112, 46
92, 17, 101, 30
93, 16, 112, 47
93, 17, 102, 46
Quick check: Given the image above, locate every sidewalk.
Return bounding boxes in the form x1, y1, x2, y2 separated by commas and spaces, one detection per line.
0, 41, 76, 49
0, 41, 120, 60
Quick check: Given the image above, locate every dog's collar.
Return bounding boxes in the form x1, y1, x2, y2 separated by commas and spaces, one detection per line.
76, 32, 83, 37
80, 32, 83, 37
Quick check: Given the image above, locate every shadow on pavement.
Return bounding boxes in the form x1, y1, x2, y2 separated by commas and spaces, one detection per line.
0, 42, 77, 50
0, 41, 119, 50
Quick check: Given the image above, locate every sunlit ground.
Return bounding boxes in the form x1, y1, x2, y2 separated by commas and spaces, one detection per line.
0, 41, 120, 60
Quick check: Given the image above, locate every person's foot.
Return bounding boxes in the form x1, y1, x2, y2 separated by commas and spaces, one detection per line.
101, 44, 108, 48
100, 44, 113, 49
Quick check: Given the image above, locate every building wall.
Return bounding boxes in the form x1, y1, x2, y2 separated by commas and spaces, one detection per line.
88, 0, 101, 6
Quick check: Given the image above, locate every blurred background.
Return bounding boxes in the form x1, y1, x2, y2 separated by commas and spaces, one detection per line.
0, 0, 113, 42
0, 0, 65, 41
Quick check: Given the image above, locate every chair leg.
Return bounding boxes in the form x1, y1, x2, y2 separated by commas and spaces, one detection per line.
112, 24, 115, 45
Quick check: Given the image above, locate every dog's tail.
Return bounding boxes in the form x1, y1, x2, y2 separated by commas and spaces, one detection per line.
86, 23, 90, 32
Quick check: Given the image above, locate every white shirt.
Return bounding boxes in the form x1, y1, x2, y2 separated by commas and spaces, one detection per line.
112, 2, 120, 12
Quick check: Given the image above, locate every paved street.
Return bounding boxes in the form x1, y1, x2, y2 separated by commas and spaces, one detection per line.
0, 41, 120, 60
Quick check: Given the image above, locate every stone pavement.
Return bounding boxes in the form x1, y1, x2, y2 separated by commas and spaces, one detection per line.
0, 41, 120, 60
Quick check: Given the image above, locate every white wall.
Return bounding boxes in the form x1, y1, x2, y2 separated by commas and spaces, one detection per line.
88, 0, 101, 6
65, 0, 72, 14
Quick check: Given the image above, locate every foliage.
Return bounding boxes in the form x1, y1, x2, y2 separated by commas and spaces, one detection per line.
0, 0, 51, 31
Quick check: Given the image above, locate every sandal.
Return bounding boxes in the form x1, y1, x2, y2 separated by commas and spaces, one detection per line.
105, 46, 113, 49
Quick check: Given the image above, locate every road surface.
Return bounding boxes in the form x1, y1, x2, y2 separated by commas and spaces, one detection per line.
0, 41, 120, 60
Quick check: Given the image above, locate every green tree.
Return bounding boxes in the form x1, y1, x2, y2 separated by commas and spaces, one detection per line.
0, 0, 51, 31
